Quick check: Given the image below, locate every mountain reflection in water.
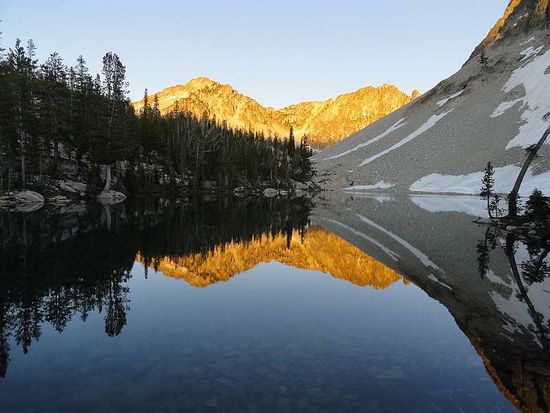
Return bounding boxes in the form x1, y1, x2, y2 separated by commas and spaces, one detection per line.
140, 227, 403, 289
0, 194, 549, 412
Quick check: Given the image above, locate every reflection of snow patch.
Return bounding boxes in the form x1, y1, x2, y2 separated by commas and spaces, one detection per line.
428, 274, 452, 290
489, 244, 550, 347
410, 195, 487, 217
326, 118, 407, 160
437, 90, 464, 107
344, 181, 393, 192
360, 110, 452, 167
486, 270, 512, 288
322, 217, 400, 261
410, 165, 550, 195
356, 214, 440, 270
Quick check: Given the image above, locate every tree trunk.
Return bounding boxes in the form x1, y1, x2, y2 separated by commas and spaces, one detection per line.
103, 164, 112, 193
20, 133, 25, 190
508, 125, 550, 217
7, 165, 11, 192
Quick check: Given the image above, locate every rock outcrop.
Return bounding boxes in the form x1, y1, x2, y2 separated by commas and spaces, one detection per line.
132, 77, 416, 148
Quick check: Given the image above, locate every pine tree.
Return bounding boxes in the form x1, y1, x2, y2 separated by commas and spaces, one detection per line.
525, 189, 550, 222
480, 162, 495, 218
96, 52, 131, 194
40, 52, 68, 179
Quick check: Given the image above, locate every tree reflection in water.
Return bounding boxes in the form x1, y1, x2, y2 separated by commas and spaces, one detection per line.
0, 196, 314, 378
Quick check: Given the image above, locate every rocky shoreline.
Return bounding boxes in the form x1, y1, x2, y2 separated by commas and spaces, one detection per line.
0, 179, 319, 213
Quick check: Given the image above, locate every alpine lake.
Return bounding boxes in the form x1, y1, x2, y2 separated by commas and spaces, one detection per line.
1, 193, 549, 412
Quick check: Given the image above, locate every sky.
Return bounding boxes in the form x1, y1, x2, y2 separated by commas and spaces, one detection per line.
1, 0, 506, 108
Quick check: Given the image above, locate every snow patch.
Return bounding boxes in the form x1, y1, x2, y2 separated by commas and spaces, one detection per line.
436, 90, 464, 107
326, 118, 407, 161
344, 181, 393, 192
491, 98, 523, 118
410, 165, 550, 195
520, 45, 544, 61
520, 36, 536, 46
360, 110, 453, 167
495, 48, 550, 149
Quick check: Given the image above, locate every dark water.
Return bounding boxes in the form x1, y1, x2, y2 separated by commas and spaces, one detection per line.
0, 195, 549, 412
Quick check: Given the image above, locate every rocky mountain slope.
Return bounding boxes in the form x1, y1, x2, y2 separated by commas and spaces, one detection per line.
315, 0, 550, 196
132, 77, 418, 147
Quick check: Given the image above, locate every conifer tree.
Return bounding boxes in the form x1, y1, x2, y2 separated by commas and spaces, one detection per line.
480, 162, 495, 218
97, 52, 130, 193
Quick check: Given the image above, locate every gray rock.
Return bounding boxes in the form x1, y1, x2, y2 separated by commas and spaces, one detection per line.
97, 190, 127, 205
0, 190, 45, 212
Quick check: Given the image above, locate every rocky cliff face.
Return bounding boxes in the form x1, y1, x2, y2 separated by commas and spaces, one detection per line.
477, 0, 549, 51
132, 78, 416, 148
315, 0, 550, 196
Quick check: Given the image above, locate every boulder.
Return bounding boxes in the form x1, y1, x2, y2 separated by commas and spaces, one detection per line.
0, 190, 45, 212
97, 190, 127, 206
58, 180, 87, 194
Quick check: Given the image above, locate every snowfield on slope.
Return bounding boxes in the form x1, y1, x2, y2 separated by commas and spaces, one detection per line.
410, 165, 550, 195
436, 89, 464, 107
325, 118, 407, 161
492, 47, 550, 148
344, 181, 393, 192
360, 110, 453, 167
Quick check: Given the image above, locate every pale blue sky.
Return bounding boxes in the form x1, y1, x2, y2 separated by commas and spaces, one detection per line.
1, 1, 506, 107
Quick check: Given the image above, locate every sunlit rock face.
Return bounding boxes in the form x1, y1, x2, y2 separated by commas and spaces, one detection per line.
138, 226, 404, 289
478, 0, 549, 50
132, 77, 415, 148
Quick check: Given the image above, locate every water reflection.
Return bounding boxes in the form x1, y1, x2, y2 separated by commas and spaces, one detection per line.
141, 227, 403, 289
0, 197, 313, 378
315, 193, 550, 412
1, 194, 549, 411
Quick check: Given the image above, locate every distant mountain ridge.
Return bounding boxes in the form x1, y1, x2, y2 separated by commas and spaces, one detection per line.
132, 77, 419, 147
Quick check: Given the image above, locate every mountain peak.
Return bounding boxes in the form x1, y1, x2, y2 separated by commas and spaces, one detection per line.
132, 81, 414, 147
185, 76, 222, 89
478, 0, 549, 51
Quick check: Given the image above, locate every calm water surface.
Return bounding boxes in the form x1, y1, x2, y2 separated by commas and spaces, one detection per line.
1, 195, 548, 412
